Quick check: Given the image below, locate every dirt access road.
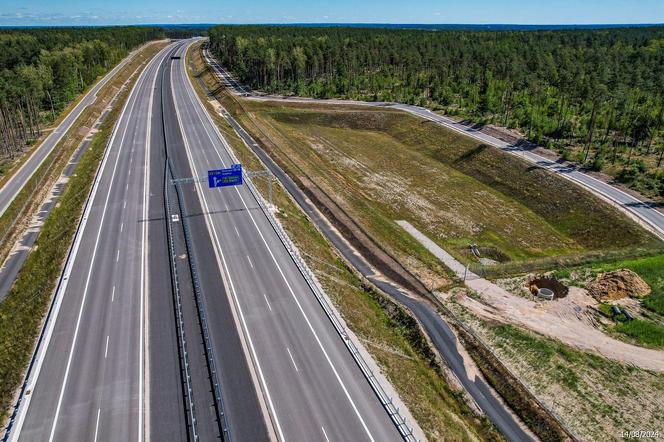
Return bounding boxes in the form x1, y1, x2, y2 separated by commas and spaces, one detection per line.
398, 220, 664, 372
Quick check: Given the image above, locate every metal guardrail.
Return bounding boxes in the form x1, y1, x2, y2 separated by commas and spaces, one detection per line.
216, 126, 418, 441
164, 159, 200, 441
196, 43, 419, 439
171, 176, 206, 186
202, 45, 584, 441
168, 159, 231, 441
161, 44, 231, 439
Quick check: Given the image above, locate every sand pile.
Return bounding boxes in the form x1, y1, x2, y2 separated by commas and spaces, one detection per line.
586, 269, 651, 301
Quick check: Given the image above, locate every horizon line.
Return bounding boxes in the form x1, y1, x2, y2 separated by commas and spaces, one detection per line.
2, 22, 664, 28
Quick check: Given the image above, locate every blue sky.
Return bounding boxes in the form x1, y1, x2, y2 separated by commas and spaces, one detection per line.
1, 0, 663, 26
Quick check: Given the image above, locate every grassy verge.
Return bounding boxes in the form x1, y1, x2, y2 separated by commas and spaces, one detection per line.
212, 96, 661, 284
592, 254, 664, 315
188, 42, 502, 441
613, 320, 664, 348
0, 42, 166, 280
0, 44, 163, 424
453, 323, 573, 441
448, 301, 664, 442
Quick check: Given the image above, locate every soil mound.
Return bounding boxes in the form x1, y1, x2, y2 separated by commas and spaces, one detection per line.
586, 269, 651, 301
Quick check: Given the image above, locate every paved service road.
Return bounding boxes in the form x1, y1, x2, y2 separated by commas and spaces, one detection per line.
203, 44, 535, 441
0, 42, 155, 218
391, 104, 664, 239
8, 38, 402, 442
8, 42, 177, 442
171, 39, 401, 441
204, 46, 664, 240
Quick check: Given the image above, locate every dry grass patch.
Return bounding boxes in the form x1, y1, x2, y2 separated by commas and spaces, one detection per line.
187, 42, 502, 441
229, 102, 660, 280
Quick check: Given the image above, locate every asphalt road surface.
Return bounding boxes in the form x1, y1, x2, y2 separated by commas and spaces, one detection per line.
158, 42, 267, 441
391, 104, 664, 239
8, 42, 177, 442
202, 44, 535, 441
7, 38, 402, 442
0, 42, 151, 218
169, 39, 401, 441
204, 46, 664, 240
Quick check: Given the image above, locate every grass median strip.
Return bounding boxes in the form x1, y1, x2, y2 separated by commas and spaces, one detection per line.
0, 43, 163, 424
188, 42, 502, 441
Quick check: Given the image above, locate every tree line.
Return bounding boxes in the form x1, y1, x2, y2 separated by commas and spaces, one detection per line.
0, 26, 163, 159
208, 25, 664, 199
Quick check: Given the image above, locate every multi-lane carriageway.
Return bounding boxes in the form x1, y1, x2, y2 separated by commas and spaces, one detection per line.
6, 39, 403, 441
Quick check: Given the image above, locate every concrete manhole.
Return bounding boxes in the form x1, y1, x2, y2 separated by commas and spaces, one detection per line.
528, 276, 569, 300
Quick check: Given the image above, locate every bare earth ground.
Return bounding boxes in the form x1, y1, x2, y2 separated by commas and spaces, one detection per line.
398, 218, 664, 372
211, 83, 664, 439
235, 99, 664, 369
452, 283, 664, 371
447, 298, 664, 442
189, 45, 501, 441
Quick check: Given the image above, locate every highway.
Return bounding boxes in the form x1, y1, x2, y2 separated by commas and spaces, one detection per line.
217, 104, 535, 442
7, 42, 177, 441
204, 45, 664, 240
169, 39, 401, 441
5, 37, 403, 442
0, 41, 155, 218
201, 44, 537, 441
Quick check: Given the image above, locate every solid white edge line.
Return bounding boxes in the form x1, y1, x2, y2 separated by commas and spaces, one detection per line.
170, 49, 286, 442
321, 426, 331, 442
46, 46, 169, 442
402, 106, 664, 238
228, 168, 377, 442
0, 43, 148, 216
8, 44, 170, 442
139, 37, 163, 442
181, 40, 375, 441
211, 47, 664, 239
93, 408, 101, 442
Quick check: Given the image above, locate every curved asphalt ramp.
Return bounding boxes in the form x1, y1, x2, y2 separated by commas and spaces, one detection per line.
213, 103, 534, 441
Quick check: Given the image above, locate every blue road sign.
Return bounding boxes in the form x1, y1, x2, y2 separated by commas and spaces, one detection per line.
208, 164, 243, 188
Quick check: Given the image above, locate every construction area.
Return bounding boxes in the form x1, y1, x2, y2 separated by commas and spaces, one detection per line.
222, 98, 664, 441
191, 42, 664, 441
